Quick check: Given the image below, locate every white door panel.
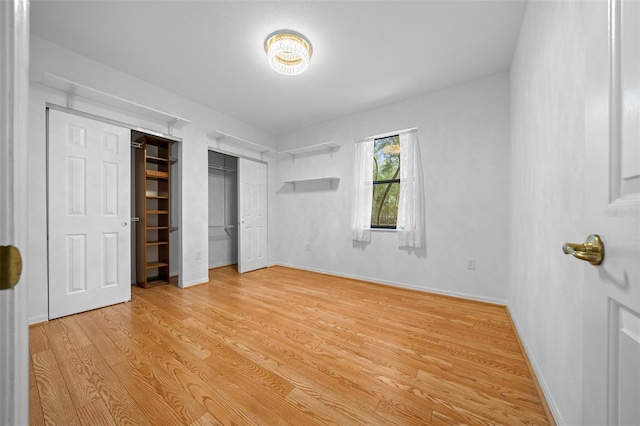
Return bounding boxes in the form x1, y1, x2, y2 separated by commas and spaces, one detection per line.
48, 109, 131, 320
582, 1, 640, 424
238, 158, 267, 273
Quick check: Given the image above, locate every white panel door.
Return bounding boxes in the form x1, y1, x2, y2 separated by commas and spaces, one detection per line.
0, 0, 29, 423
582, 1, 640, 424
48, 109, 131, 320
237, 158, 268, 273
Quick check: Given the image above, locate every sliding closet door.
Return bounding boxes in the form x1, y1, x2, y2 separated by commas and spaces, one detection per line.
237, 158, 267, 273
48, 108, 131, 319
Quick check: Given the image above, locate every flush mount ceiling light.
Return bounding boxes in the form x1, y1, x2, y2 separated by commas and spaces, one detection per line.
264, 30, 313, 76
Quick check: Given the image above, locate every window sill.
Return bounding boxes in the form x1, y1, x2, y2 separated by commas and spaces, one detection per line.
371, 228, 396, 233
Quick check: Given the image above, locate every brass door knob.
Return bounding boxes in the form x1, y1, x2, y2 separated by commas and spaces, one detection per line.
562, 234, 604, 265
0, 245, 23, 290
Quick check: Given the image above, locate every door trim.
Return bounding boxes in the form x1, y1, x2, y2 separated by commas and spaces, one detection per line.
0, 0, 29, 423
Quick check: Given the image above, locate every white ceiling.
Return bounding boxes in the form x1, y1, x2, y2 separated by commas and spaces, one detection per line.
30, 1, 527, 136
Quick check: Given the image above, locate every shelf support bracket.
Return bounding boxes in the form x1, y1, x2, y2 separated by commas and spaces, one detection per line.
66, 84, 77, 109
167, 118, 180, 135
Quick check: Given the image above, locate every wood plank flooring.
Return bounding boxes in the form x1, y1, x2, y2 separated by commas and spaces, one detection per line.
29, 266, 554, 425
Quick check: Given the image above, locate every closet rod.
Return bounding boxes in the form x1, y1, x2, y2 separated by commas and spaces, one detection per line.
208, 164, 236, 172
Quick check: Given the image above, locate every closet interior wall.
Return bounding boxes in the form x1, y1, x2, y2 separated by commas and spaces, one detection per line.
208, 151, 238, 268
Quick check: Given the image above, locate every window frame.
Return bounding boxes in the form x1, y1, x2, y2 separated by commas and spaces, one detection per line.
370, 135, 400, 230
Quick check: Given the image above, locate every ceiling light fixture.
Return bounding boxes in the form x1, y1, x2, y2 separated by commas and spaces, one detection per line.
264, 30, 313, 76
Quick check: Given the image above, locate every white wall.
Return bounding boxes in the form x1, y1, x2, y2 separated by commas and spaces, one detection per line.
508, 1, 586, 424
27, 36, 276, 324
275, 73, 510, 303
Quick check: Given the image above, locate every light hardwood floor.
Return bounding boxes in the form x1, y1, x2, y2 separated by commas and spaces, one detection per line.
29, 266, 554, 425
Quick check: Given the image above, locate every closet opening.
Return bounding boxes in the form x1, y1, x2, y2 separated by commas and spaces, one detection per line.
208, 150, 238, 270
131, 130, 181, 288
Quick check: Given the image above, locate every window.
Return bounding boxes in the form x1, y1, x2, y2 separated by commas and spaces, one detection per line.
352, 129, 424, 247
371, 135, 400, 228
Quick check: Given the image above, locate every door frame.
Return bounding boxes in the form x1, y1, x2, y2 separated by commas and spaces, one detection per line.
46, 103, 184, 292
206, 149, 239, 269
0, 0, 29, 423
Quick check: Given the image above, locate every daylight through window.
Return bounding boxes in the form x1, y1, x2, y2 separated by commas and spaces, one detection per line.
371, 135, 400, 228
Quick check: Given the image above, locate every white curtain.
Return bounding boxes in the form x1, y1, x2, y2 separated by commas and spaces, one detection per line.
351, 138, 374, 242
396, 131, 425, 248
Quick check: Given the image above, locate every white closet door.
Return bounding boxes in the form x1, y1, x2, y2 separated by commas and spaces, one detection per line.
237, 158, 267, 273
48, 109, 131, 320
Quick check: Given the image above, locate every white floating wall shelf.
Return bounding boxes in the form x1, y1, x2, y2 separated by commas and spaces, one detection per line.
208, 130, 276, 160
281, 177, 340, 190
41, 72, 191, 132
279, 141, 340, 160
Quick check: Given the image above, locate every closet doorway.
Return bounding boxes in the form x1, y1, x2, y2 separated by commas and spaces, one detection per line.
131, 130, 181, 288
208, 151, 268, 273
208, 151, 238, 268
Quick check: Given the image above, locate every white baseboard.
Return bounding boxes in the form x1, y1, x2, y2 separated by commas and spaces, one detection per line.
506, 306, 563, 425
181, 277, 209, 288
276, 262, 507, 306
28, 314, 49, 326
208, 262, 237, 269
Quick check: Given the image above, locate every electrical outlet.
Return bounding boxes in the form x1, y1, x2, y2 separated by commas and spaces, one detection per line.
195, 250, 202, 260
466, 259, 476, 270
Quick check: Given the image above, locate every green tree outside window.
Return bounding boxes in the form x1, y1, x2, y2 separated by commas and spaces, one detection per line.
371, 135, 400, 228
